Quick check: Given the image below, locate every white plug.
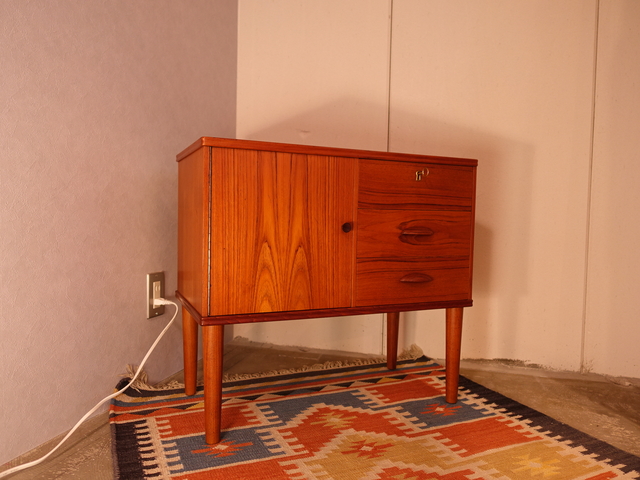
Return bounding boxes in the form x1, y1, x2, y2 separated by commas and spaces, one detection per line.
153, 297, 173, 306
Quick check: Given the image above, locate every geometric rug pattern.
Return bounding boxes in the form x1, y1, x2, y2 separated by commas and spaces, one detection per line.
110, 357, 640, 479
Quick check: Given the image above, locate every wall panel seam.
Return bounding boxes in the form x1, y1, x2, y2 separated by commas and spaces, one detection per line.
580, 0, 601, 374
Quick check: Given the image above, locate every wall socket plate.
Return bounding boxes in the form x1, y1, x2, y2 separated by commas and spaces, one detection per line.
146, 272, 165, 318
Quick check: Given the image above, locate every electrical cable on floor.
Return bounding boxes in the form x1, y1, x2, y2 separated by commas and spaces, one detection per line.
0, 298, 179, 479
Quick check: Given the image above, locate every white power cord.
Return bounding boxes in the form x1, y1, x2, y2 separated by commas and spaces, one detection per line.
0, 298, 179, 479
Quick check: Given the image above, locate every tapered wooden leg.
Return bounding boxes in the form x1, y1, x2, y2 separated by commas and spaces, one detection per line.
386, 312, 400, 370
445, 307, 464, 403
182, 307, 198, 396
203, 325, 224, 444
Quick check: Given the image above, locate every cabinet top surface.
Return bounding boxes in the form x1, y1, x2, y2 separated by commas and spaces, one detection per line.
177, 137, 478, 167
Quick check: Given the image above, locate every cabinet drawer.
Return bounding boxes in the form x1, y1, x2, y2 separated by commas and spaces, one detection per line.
357, 209, 472, 259
359, 159, 475, 209
355, 259, 471, 306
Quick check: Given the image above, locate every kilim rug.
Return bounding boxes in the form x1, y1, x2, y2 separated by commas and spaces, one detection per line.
110, 356, 640, 479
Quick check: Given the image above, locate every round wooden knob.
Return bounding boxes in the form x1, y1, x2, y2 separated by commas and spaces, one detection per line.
342, 222, 353, 233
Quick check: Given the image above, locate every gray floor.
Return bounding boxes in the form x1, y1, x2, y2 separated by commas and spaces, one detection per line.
2, 339, 639, 479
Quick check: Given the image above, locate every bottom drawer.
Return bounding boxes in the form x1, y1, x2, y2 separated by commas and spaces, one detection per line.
355, 259, 471, 306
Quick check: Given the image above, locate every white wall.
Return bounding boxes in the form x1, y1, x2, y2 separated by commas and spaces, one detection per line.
236, 0, 639, 378
585, 0, 640, 377
0, 0, 237, 464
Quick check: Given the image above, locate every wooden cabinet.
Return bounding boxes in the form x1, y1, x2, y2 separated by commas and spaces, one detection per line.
176, 137, 477, 444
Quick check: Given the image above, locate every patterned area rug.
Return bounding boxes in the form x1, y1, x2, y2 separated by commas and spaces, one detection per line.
110, 357, 640, 479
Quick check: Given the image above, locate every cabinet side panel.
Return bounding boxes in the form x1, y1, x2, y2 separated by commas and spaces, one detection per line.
178, 148, 209, 315
468, 165, 477, 299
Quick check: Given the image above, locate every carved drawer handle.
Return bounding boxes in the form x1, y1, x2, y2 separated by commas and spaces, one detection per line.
399, 273, 433, 284
400, 228, 434, 236
399, 227, 434, 244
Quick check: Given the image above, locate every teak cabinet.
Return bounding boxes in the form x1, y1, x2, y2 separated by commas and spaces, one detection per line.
176, 137, 477, 444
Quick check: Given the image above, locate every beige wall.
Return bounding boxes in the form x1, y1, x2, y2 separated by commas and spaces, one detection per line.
389, 1, 596, 371
585, 0, 640, 376
0, 0, 237, 464
236, 0, 391, 151
236, 0, 639, 379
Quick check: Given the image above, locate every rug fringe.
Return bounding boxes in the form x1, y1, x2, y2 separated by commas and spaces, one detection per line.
122, 344, 424, 391
121, 365, 185, 392
223, 344, 424, 382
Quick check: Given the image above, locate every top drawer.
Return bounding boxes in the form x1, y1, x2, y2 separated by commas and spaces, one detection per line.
358, 159, 475, 209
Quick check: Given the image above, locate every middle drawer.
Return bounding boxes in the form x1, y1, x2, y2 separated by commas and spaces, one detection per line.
357, 209, 472, 259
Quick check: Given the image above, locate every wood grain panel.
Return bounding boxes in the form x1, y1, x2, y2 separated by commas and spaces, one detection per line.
209, 148, 356, 315
359, 159, 475, 209
355, 258, 471, 306
177, 148, 209, 314
357, 209, 472, 259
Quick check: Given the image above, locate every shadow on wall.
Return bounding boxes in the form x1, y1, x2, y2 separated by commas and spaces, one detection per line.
389, 107, 534, 358
237, 96, 390, 151
225, 98, 534, 358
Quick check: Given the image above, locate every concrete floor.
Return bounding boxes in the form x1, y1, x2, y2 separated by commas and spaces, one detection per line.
2, 339, 639, 479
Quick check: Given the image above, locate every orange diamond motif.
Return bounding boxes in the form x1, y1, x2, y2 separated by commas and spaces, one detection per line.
512, 453, 562, 477
192, 439, 253, 458
422, 403, 461, 416
342, 438, 395, 459
310, 411, 358, 430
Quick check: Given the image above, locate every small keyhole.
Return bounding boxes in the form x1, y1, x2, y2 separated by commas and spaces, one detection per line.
415, 168, 430, 181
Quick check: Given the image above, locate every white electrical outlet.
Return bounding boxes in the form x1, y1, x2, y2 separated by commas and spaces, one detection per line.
146, 272, 165, 318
